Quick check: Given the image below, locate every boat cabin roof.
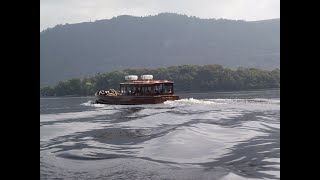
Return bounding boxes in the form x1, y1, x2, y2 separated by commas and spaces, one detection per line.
120, 80, 173, 85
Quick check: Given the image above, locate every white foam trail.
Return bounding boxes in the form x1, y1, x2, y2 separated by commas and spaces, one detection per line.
80, 101, 107, 108
165, 98, 222, 106
81, 98, 279, 109
210, 98, 280, 104
165, 98, 279, 106
253, 98, 280, 104
80, 100, 94, 106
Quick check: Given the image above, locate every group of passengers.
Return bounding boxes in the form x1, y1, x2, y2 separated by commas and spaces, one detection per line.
124, 87, 171, 96
98, 86, 172, 96
97, 89, 120, 96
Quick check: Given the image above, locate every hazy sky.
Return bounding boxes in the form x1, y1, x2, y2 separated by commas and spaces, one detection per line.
40, 0, 280, 31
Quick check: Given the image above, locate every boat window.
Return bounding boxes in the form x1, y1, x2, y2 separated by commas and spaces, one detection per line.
120, 86, 126, 94
127, 86, 135, 95
164, 84, 173, 94
147, 87, 151, 94
141, 86, 151, 95
133, 86, 138, 95
154, 85, 161, 95
141, 87, 145, 95
159, 84, 165, 94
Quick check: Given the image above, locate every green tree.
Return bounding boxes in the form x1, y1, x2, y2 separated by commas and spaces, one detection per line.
40, 64, 280, 96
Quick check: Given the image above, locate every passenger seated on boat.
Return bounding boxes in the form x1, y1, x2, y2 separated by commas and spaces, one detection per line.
155, 90, 160, 95
99, 90, 105, 95
134, 89, 139, 95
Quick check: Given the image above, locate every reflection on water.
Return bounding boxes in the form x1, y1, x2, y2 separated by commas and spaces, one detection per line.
40, 89, 280, 179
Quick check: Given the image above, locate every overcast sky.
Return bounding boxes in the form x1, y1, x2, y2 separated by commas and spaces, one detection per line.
40, 0, 280, 31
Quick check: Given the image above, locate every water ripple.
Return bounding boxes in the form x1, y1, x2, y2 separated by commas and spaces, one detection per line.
41, 91, 280, 180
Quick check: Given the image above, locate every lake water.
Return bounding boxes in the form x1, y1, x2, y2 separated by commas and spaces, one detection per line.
40, 89, 280, 180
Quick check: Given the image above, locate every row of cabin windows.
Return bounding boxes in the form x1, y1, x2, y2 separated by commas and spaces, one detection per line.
120, 84, 173, 96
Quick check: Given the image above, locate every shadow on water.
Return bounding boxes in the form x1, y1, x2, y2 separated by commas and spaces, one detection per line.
194, 112, 280, 179
40, 106, 177, 126
199, 127, 279, 179
41, 106, 179, 151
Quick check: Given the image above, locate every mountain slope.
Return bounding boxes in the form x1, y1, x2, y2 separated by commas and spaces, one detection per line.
40, 13, 280, 86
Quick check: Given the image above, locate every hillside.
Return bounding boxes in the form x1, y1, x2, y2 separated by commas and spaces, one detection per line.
40, 13, 280, 86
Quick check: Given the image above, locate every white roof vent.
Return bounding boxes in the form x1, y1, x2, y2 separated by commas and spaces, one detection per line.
140, 75, 153, 80
125, 75, 138, 81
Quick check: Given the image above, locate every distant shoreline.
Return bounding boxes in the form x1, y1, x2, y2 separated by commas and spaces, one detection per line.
40, 88, 279, 98
40, 65, 280, 97
175, 88, 280, 94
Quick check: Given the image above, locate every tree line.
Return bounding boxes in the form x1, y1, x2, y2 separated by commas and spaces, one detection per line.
40, 64, 280, 96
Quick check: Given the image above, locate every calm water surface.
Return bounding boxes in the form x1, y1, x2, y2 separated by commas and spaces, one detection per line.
40, 89, 280, 179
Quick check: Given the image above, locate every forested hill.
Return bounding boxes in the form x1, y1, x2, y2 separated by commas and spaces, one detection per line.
40, 13, 280, 86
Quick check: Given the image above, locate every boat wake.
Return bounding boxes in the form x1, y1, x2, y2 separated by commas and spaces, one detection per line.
80, 98, 280, 111
80, 100, 106, 108
41, 91, 280, 179
164, 98, 223, 105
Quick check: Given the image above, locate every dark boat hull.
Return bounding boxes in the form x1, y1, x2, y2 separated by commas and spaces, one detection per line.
95, 95, 179, 105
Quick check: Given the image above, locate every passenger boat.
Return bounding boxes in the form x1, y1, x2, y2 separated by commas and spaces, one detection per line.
95, 75, 179, 105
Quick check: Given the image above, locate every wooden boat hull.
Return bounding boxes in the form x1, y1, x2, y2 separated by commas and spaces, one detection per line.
95, 95, 179, 105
